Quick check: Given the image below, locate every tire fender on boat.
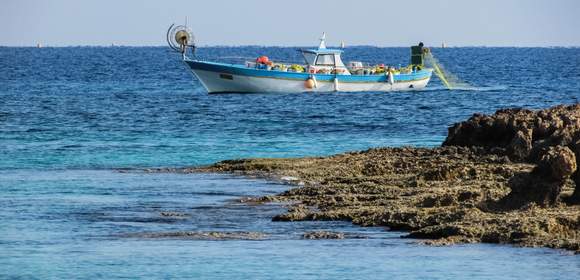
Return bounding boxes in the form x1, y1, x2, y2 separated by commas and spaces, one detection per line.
334, 77, 339, 91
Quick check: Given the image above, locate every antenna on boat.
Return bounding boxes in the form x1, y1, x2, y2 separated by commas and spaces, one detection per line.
166, 22, 196, 59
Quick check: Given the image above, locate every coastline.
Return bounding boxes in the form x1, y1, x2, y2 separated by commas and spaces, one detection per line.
159, 104, 580, 254
194, 147, 578, 253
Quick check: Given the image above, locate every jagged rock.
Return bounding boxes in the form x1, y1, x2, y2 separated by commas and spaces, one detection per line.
443, 104, 580, 204
570, 141, 580, 203
443, 104, 580, 160
272, 205, 313, 221
541, 146, 577, 180
508, 128, 533, 160
499, 146, 576, 207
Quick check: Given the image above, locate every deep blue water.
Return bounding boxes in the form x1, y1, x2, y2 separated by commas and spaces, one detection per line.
1, 46, 579, 279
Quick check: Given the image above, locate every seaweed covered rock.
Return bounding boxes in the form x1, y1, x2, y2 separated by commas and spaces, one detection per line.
498, 146, 576, 208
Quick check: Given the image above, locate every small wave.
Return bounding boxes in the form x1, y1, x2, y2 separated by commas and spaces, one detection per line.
25, 128, 51, 132
61, 144, 84, 149
450, 85, 508, 92
422, 85, 508, 92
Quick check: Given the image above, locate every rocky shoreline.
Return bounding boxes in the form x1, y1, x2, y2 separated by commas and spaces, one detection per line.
168, 104, 580, 253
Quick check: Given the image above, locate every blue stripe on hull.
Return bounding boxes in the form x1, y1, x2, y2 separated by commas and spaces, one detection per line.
185, 60, 432, 83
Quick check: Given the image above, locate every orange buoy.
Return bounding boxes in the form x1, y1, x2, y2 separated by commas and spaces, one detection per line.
256, 56, 269, 64
305, 78, 315, 89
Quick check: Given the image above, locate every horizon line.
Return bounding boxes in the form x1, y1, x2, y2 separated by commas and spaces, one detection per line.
2, 44, 580, 48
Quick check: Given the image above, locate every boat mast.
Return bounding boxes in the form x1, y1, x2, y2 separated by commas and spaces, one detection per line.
319, 32, 327, 49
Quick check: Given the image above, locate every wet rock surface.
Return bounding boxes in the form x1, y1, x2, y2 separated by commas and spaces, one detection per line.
190, 104, 580, 253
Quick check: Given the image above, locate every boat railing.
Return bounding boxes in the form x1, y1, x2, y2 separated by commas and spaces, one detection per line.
206, 55, 422, 76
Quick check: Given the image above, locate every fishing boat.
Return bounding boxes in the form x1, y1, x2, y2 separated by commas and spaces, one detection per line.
167, 25, 433, 94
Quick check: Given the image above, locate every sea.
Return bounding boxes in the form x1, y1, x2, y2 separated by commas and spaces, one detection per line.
1, 46, 579, 279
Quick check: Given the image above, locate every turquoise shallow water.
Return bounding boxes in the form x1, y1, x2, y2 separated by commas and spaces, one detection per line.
1, 170, 579, 279
1, 46, 579, 278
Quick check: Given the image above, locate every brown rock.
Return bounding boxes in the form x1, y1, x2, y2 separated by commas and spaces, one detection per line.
570, 141, 580, 204
272, 204, 313, 221
508, 128, 533, 160
499, 146, 577, 207
540, 146, 577, 180
443, 104, 580, 163
443, 104, 580, 204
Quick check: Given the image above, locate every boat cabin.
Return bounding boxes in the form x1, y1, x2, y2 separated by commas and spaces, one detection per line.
299, 33, 350, 75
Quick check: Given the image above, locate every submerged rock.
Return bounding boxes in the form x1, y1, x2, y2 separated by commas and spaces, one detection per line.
302, 231, 345, 239
159, 211, 189, 217
123, 231, 266, 240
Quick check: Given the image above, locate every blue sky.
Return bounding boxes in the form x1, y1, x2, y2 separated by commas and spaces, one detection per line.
1, 0, 579, 47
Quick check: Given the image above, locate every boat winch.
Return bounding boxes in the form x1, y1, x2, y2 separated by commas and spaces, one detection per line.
166, 23, 196, 58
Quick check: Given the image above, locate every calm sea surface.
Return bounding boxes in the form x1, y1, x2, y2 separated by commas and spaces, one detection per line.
1, 46, 579, 279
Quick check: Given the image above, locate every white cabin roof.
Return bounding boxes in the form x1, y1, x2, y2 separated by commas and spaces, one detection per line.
299, 33, 346, 68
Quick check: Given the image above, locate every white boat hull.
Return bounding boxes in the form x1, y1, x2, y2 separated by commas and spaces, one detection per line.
191, 69, 431, 93
184, 60, 433, 94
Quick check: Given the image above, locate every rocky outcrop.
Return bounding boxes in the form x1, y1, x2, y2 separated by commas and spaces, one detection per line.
443, 104, 580, 162
195, 145, 579, 253
183, 104, 580, 253
498, 146, 577, 208
444, 104, 580, 204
